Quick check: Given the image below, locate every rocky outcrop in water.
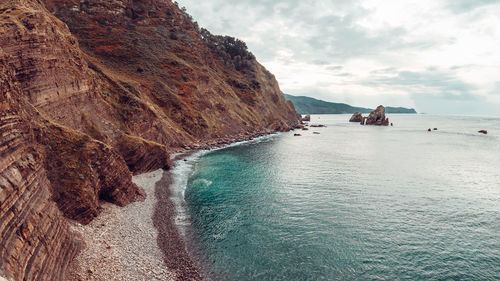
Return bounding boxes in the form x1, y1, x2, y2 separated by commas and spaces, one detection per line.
349, 112, 363, 122
0, 0, 300, 280
365, 105, 390, 126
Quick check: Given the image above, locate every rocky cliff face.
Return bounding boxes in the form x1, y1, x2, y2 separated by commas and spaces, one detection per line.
0, 57, 80, 281
42, 0, 299, 142
1, 0, 298, 280
0, 49, 144, 280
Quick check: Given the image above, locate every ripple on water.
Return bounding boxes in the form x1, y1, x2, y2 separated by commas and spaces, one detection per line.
179, 115, 500, 281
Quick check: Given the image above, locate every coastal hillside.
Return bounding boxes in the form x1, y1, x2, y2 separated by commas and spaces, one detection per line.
285, 94, 417, 114
0, 0, 299, 280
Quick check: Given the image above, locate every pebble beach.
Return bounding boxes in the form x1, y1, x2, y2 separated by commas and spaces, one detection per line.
68, 170, 176, 281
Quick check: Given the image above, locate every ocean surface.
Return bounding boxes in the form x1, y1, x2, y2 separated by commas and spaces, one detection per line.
169, 114, 500, 281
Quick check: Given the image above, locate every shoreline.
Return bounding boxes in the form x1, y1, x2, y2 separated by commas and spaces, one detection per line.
152, 154, 203, 280
153, 132, 287, 280
68, 131, 288, 281
67, 170, 175, 281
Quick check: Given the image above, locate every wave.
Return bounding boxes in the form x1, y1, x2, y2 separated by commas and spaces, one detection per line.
168, 132, 282, 237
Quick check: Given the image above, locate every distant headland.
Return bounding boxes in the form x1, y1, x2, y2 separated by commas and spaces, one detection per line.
285, 94, 417, 115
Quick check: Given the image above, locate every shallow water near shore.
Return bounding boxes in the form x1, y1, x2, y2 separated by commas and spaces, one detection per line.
175, 114, 500, 280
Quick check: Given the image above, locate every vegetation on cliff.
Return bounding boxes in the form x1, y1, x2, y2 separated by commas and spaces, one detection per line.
285, 94, 417, 114
0, 0, 299, 280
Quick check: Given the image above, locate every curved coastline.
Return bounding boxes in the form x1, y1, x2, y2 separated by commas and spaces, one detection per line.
68, 170, 176, 281
66, 131, 286, 281
66, 133, 288, 281
154, 132, 285, 280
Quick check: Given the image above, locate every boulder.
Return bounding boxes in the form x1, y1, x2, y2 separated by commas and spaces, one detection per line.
478, 130, 488, 135
365, 105, 389, 126
428, 128, 432, 132
302, 115, 311, 122
349, 112, 363, 122
294, 133, 302, 136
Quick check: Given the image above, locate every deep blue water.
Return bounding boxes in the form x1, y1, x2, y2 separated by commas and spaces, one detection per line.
172, 115, 500, 281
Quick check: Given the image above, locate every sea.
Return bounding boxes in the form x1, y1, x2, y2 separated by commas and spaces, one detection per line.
168, 114, 500, 281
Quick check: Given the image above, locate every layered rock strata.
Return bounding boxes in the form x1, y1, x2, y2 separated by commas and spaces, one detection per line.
0, 58, 81, 281
0, 0, 300, 280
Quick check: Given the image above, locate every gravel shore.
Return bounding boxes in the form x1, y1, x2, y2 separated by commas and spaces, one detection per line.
68, 170, 176, 281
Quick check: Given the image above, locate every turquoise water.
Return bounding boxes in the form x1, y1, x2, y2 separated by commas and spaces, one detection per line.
177, 115, 500, 280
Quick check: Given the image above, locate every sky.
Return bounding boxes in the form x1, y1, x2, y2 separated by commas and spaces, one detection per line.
177, 0, 500, 115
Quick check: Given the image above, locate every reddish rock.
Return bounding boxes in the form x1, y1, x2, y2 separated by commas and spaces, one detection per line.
294, 133, 302, 136
478, 130, 488, 134
302, 115, 311, 122
0, 58, 81, 281
349, 112, 363, 122
365, 105, 390, 126
0, 0, 302, 280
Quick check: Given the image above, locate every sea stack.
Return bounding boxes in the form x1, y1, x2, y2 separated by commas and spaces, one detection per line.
365, 105, 390, 126
349, 112, 363, 122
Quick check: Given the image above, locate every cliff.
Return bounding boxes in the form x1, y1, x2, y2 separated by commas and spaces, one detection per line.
285, 94, 417, 114
0, 0, 299, 280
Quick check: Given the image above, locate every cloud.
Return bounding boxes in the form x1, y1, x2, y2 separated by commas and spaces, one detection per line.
364, 69, 477, 95
178, 0, 500, 116
446, 0, 499, 13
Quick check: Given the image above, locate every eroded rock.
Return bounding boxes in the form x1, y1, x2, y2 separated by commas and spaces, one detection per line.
365, 105, 390, 126
349, 112, 363, 122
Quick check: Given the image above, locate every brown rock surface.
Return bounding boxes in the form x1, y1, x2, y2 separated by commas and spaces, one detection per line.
1, 55, 81, 281
365, 105, 390, 126
0, 0, 300, 280
349, 112, 363, 122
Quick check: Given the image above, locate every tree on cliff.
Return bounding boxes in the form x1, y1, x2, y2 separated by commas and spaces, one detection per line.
200, 28, 255, 71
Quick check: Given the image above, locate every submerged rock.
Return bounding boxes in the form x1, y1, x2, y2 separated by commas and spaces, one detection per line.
365, 105, 390, 126
294, 133, 302, 136
478, 130, 488, 134
349, 112, 363, 122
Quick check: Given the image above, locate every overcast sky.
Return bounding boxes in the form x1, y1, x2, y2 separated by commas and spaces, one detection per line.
178, 0, 500, 115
